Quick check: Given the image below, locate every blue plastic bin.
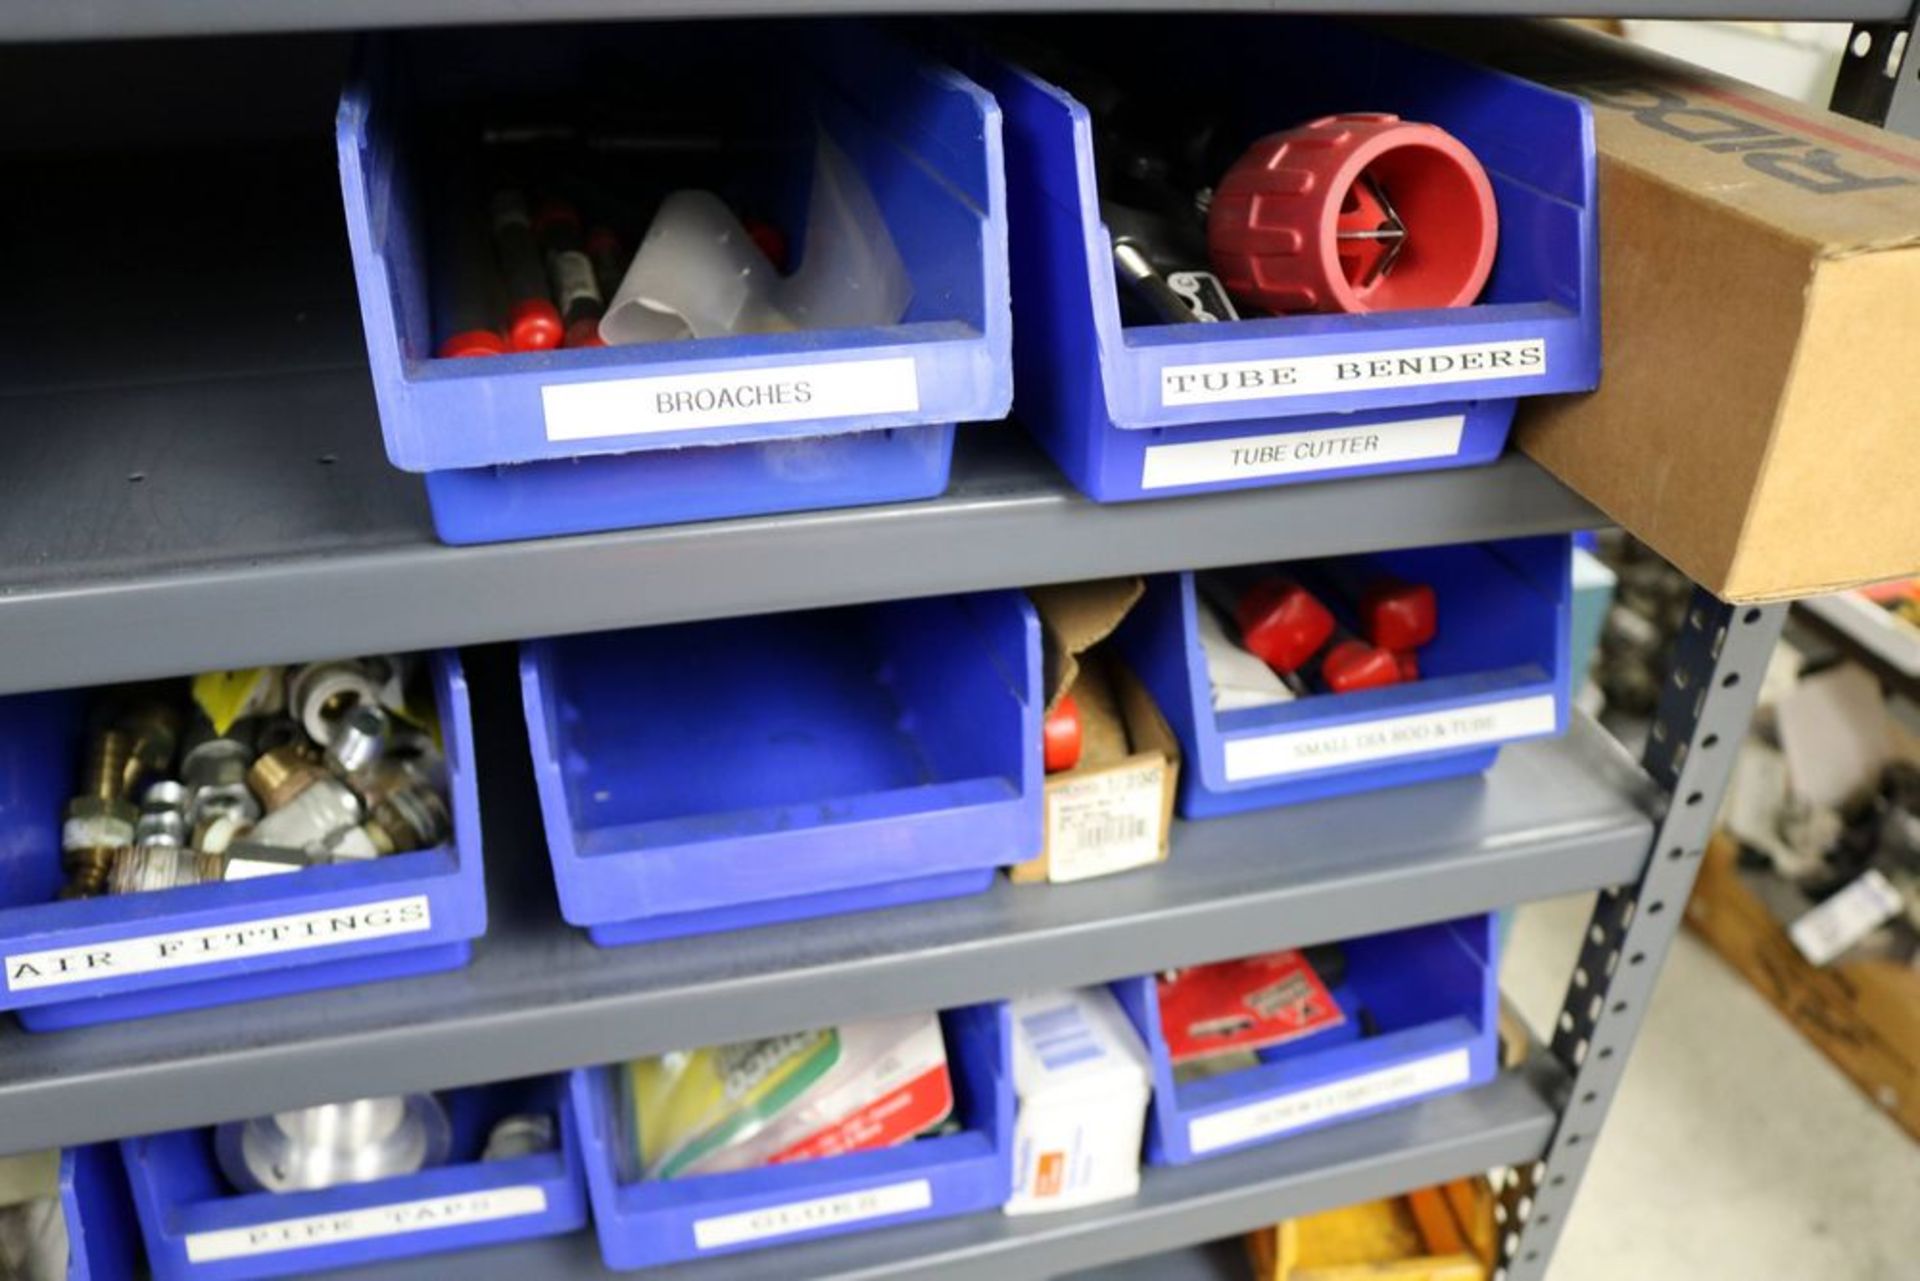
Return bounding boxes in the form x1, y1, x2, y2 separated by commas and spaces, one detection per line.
335, 22, 1010, 544
1118, 537, 1571, 818
0, 653, 484, 1031
521, 591, 1041, 944
1118, 915, 1498, 1166
959, 18, 1598, 502
123, 1076, 586, 1281
63, 1145, 140, 1281
573, 1002, 1012, 1268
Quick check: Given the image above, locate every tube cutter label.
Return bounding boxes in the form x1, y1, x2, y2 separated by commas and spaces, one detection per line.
1140, 414, 1465, 489
184, 1185, 548, 1261
4, 895, 433, 991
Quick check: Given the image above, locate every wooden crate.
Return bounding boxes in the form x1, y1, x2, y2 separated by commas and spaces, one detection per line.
1687, 834, 1920, 1142
1246, 1178, 1496, 1281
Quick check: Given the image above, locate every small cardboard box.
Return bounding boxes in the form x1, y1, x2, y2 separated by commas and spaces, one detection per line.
1004, 987, 1153, 1216
1433, 20, 1920, 602
1012, 579, 1180, 885
1245, 1177, 1498, 1281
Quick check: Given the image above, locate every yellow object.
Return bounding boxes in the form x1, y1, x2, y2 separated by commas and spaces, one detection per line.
1246, 1177, 1495, 1281
191, 668, 278, 734
623, 1030, 839, 1181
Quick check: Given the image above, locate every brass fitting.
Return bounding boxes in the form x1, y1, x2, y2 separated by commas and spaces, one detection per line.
367, 783, 451, 854
118, 701, 181, 795
62, 729, 137, 896
247, 745, 323, 813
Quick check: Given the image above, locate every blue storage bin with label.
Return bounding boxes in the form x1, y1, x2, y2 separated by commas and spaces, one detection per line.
521, 591, 1041, 944
336, 21, 1010, 544
58, 1145, 141, 1281
0, 652, 484, 1031
122, 1076, 585, 1281
957, 18, 1597, 502
1118, 536, 1570, 818
1118, 914, 1498, 1166
573, 1002, 1012, 1268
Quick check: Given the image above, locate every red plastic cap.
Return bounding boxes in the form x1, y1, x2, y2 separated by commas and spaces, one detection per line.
532, 199, 581, 238
508, 299, 564, 352
1208, 114, 1498, 316
1394, 649, 1420, 682
1320, 640, 1405, 694
1362, 580, 1437, 651
1235, 578, 1335, 674
744, 217, 789, 272
437, 329, 507, 359
1044, 693, 1084, 774
585, 226, 624, 259
563, 317, 607, 349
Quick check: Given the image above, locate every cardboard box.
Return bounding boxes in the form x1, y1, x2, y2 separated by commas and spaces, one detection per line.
1688, 835, 1920, 1141
1012, 580, 1181, 884
1245, 1177, 1498, 1281
1003, 987, 1152, 1216
1433, 20, 1920, 602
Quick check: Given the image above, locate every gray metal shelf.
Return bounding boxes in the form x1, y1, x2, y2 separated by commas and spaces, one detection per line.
2, 0, 1906, 42
334, 1067, 1558, 1281
0, 666, 1650, 1155
0, 146, 1604, 698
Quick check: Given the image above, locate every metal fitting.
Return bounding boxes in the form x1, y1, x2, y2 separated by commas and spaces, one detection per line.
327, 704, 390, 776
217, 1094, 451, 1194
367, 782, 451, 854
248, 775, 363, 852
219, 842, 319, 880
193, 811, 251, 855
108, 845, 223, 895
247, 745, 323, 813
288, 661, 384, 749
118, 701, 181, 794
482, 1113, 556, 1162
134, 808, 188, 847
61, 729, 137, 896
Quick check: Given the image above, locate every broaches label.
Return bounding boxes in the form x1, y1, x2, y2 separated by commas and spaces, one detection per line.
5, 895, 432, 991
542, 356, 920, 441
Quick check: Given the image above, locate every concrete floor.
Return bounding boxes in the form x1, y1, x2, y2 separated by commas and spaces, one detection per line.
1502, 895, 1920, 1281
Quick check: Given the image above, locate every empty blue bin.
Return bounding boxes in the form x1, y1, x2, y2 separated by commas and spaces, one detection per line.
1118, 537, 1571, 818
0, 652, 484, 1031
959, 18, 1598, 502
521, 591, 1041, 944
1117, 914, 1499, 1166
62, 1145, 141, 1281
336, 21, 1010, 544
573, 1002, 1013, 1268
122, 1076, 586, 1281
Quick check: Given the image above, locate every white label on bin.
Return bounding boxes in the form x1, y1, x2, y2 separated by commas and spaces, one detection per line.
3, 895, 432, 992
1045, 759, 1167, 883
1139, 415, 1464, 489
1188, 1048, 1472, 1155
541, 356, 920, 441
1159, 338, 1547, 407
692, 1178, 933, 1250
183, 1185, 548, 1262
1223, 694, 1557, 783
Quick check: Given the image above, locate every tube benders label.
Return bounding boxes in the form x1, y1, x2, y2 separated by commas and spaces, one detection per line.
542, 356, 920, 441
1223, 694, 1558, 783
1159, 338, 1547, 407
184, 1185, 548, 1262
692, 1178, 933, 1249
1140, 415, 1466, 489
3, 895, 433, 992
1187, 1048, 1472, 1154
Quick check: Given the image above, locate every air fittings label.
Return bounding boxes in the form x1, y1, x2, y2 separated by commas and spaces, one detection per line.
542, 356, 920, 441
1140, 415, 1465, 489
1187, 1048, 1472, 1154
184, 1185, 547, 1262
692, 1178, 932, 1250
4, 895, 433, 991
1159, 338, 1547, 407
1223, 695, 1558, 783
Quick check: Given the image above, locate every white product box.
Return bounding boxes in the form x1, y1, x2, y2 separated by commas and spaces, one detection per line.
1004, 987, 1152, 1216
